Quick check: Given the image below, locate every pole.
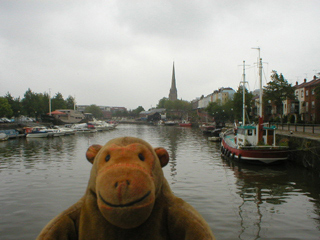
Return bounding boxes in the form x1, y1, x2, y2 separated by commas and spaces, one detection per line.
242, 61, 246, 126
259, 57, 263, 117
49, 88, 51, 116
252, 47, 263, 143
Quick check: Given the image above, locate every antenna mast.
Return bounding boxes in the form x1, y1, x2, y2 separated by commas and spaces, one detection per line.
252, 47, 262, 117
241, 61, 248, 126
49, 88, 52, 116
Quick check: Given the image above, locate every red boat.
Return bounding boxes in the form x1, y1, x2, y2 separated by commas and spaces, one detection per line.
221, 56, 289, 164
179, 121, 192, 127
220, 125, 289, 164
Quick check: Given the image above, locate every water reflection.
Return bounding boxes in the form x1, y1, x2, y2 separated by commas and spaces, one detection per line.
0, 124, 319, 240
222, 156, 320, 240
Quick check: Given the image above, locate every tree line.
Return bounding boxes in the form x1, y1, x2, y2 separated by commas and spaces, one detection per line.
2, 70, 318, 121
0, 88, 148, 120
0, 89, 76, 119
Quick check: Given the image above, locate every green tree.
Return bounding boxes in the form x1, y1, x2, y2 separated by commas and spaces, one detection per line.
65, 96, 75, 109
0, 97, 13, 117
131, 106, 145, 117
156, 98, 191, 111
85, 105, 103, 119
37, 92, 50, 115
232, 86, 253, 121
205, 100, 233, 124
5, 92, 21, 117
263, 70, 295, 115
21, 88, 38, 117
52, 92, 66, 110
156, 97, 168, 108
206, 101, 222, 121
222, 99, 234, 122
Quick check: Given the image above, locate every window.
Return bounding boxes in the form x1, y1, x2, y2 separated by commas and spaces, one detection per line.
295, 90, 299, 96
306, 102, 309, 112
312, 101, 315, 108
306, 90, 309, 96
312, 89, 315, 95
301, 90, 304, 97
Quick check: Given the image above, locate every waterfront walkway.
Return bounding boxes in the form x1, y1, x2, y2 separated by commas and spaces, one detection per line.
277, 129, 320, 141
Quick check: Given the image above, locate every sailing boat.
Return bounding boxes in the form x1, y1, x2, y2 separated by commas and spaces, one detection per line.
220, 52, 289, 164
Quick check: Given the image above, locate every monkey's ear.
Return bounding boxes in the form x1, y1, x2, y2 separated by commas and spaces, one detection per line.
86, 144, 102, 164
154, 147, 169, 168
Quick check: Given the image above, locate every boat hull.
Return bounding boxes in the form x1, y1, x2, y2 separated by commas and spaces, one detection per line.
26, 133, 49, 138
0, 133, 9, 141
221, 137, 288, 164
179, 123, 192, 127
208, 136, 220, 142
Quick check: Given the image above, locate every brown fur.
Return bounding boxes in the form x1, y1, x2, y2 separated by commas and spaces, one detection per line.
37, 137, 215, 240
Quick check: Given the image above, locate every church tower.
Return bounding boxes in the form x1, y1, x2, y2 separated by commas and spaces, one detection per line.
168, 62, 178, 101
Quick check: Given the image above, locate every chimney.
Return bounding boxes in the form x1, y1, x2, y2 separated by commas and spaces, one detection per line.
314, 75, 317, 80
304, 78, 307, 83
296, 81, 298, 85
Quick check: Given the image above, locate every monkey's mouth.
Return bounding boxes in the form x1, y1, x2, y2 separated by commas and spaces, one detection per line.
99, 191, 151, 208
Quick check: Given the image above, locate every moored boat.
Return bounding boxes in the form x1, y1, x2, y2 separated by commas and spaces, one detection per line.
208, 128, 222, 142
25, 127, 49, 138
52, 125, 76, 135
179, 120, 192, 127
221, 56, 289, 164
71, 123, 97, 133
0, 133, 9, 141
164, 121, 177, 126
46, 128, 65, 137
208, 136, 220, 142
200, 123, 216, 133
220, 126, 288, 164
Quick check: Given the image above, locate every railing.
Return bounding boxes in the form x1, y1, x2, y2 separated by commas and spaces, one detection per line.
239, 145, 289, 150
270, 123, 320, 134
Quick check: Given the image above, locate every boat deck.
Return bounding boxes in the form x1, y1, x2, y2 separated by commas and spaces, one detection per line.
223, 134, 237, 148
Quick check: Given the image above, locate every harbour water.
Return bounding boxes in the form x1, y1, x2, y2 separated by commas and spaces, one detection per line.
0, 124, 319, 240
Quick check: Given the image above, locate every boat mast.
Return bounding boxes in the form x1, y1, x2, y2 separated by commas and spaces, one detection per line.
74, 95, 76, 110
252, 47, 263, 117
241, 61, 247, 126
49, 88, 52, 116
258, 55, 263, 118
252, 47, 264, 143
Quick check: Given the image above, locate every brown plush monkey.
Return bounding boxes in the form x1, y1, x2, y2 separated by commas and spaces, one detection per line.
37, 137, 215, 240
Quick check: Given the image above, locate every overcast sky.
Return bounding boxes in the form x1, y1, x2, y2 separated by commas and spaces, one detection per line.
1, 0, 319, 110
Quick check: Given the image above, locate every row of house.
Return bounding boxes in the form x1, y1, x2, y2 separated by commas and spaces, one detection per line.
190, 76, 320, 124
191, 87, 236, 109
283, 76, 320, 123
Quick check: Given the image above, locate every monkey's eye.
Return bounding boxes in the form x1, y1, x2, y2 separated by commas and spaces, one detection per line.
138, 153, 145, 161
105, 154, 111, 162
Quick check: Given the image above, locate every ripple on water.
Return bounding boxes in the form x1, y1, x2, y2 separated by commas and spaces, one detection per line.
0, 125, 320, 240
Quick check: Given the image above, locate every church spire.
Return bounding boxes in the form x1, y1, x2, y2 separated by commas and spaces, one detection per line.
169, 62, 178, 101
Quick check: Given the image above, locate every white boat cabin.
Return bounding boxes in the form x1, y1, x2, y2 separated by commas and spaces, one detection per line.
236, 125, 277, 147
